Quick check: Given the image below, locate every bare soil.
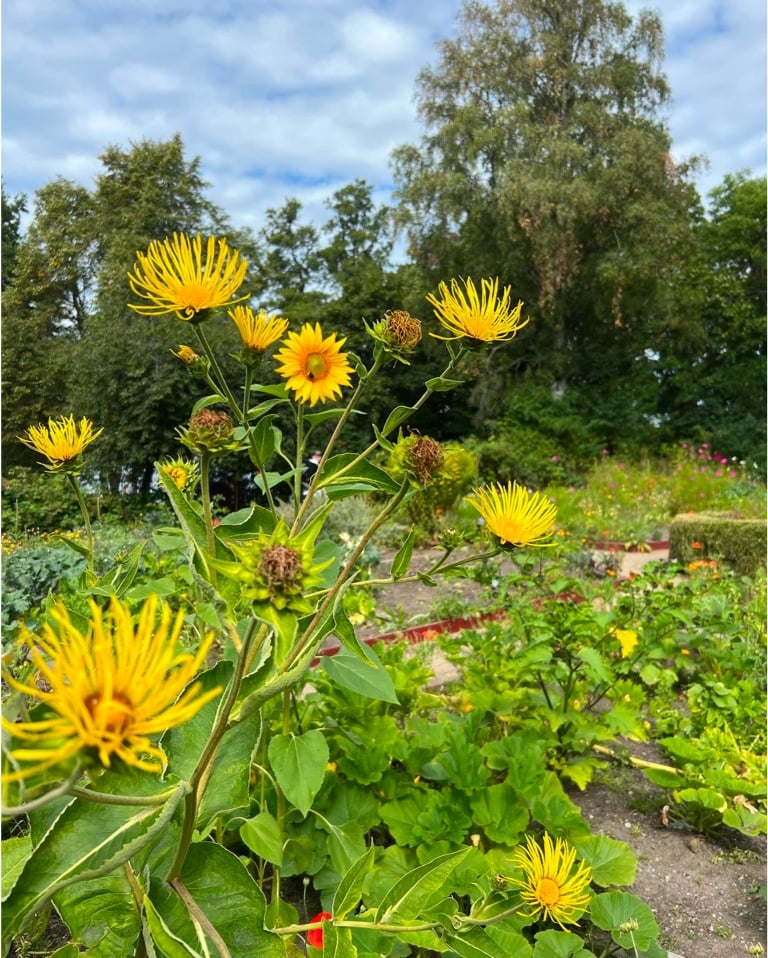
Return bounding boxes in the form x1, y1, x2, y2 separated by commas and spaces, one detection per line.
361, 548, 767, 958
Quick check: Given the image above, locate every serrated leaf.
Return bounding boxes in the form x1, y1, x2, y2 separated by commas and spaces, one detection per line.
3, 774, 188, 945
377, 848, 470, 924
268, 730, 329, 817
332, 846, 376, 920
575, 646, 613, 684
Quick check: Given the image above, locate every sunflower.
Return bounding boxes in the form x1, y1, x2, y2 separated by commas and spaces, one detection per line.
426, 277, 528, 343
274, 323, 354, 407
229, 305, 289, 353
465, 481, 557, 547
510, 832, 592, 928
2, 595, 220, 782
19, 414, 103, 472
128, 233, 248, 321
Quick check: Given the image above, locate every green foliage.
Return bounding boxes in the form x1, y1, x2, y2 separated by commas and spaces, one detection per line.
2, 467, 85, 534
383, 437, 477, 533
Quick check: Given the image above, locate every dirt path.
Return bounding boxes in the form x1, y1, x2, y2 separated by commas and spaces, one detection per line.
355, 547, 767, 957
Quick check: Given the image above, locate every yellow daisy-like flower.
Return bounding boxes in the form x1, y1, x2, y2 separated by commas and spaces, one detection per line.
19, 415, 103, 472
229, 305, 289, 352
510, 833, 592, 928
157, 456, 199, 492
466, 481, 557, 547
426, 277, 528, 343
128, 232, 248, 321
613, 628, 639, 658
2, 595, 221, 782
274, 322, 354, 407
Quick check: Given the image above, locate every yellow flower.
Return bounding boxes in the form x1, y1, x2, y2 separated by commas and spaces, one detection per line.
157, 457, 199, 492
19, 415, 103, 472
426, 277, 528, 343
466, 482, 557, 547
614, 628, 639, 658
511, 833, 592, 928
128, 233, 248, 321
171, 345, 202, 364
2, 596, 220, 782
229, 306, 289, 352
274, 323, 354, 407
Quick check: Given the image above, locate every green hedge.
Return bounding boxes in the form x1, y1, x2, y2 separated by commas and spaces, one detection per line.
669, 512, 766, 576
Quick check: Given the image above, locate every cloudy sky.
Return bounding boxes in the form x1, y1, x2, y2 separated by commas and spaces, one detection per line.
2, 0, 765, 241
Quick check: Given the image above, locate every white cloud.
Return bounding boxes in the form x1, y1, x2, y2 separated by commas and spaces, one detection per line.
2, 0, 764, 239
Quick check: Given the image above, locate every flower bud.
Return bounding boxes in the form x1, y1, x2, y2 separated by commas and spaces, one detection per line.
407, 435, 444, 484
178, 409, 237, 456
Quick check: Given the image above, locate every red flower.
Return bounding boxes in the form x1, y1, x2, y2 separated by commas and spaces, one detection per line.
308, 912, 332, 949
692, 540, 702, 550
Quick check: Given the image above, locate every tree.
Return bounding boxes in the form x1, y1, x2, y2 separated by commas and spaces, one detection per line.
656, 173, 767, 464
1, 137, 255, 487
392, 0, 700, 448
1, 185, 27, 290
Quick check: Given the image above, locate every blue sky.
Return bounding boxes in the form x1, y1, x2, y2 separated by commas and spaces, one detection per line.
2, 0, 765, 239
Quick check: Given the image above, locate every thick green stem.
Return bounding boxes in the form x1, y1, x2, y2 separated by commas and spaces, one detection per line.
165, 619, 258, 881
281, 480, 410, 673
290, 353, 384, 534
67, 473, 95, 572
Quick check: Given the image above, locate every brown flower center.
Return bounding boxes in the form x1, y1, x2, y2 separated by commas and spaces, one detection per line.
259, 544, 304, 595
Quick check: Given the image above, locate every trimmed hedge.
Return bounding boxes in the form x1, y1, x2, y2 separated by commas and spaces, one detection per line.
669, 512, 767, 576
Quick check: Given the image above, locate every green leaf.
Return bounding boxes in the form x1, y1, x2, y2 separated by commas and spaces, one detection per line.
425, 376, 465, 392
319, 454, 401, 495
321, 647, 399, 704
162, 661, 233, 781
447, 926, 532, 958
575, 646, 613, 684
589, 891, 659, 951
380, 405, 414, 437
377, 848, 470, 924
332, 846, 376, 921
248, 415, 278, 466
321, 922, 358, 958
391, 527, 417, 578
470, 784, 529, 844
143, 894, 202, 956
268, 730, 329, 817
240, 812, 284, 867
3, 772, 188, 945
196, 707, 262, 832
1, 835, 32, 899
532, 928, 595, 957
53, 871, 142, 957
148, 842, 285, 957
571, 834, 636, 887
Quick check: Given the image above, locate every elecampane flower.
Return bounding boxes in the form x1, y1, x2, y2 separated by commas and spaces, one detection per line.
229, 306, 289, 352
274, 323, 353, 407
19, 415, 103, 472
614, 628, 639, 658
426, 277, 528, 343
128, 233, 248, 321
510, 833, 592, 928
2, 595, 221, 783
466, 481, 557, 547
